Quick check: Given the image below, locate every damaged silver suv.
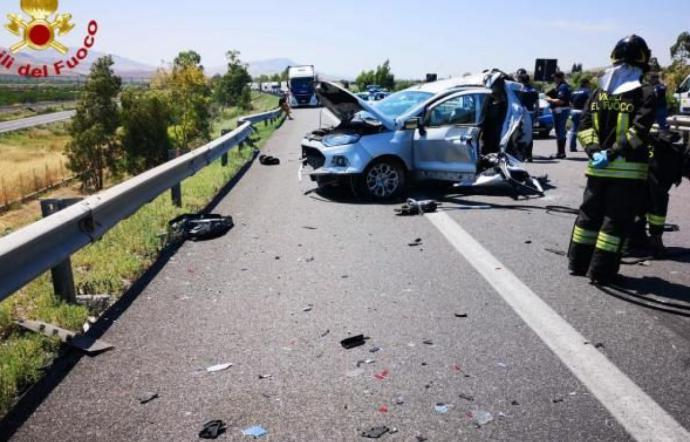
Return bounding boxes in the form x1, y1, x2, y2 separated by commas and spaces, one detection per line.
301, 70, 544, 200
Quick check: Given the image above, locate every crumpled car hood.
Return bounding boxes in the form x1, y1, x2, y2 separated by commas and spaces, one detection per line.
315, 81, 396, 131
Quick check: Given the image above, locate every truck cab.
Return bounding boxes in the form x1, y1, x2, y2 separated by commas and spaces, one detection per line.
288, 65, 319, 107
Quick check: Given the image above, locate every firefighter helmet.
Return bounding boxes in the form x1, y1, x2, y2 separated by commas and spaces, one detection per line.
611, 34, 652, 71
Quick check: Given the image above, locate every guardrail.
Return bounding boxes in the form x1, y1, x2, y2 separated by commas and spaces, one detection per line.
667, 115, 690, 132
0, 107, 283, 303
666, 115, 690, 144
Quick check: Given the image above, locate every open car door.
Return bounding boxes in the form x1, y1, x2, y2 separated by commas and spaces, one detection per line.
412, 91, 485, 182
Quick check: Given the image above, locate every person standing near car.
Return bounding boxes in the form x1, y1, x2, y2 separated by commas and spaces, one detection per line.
568, 34, 657, 283
516, 70, 539, 162
546, 71, 572, 159
279, 92, 293, 120
567, 78, 591, 153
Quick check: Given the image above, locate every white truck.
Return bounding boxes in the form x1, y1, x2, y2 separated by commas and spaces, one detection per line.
675, 74, 690, 115
288, 65, 318, 107
260, 82, 281, 94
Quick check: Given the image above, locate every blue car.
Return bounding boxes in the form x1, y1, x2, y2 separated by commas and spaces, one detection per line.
534, 97, 554, 138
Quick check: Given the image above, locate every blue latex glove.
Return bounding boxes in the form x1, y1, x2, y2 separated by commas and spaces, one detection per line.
591, 151, 609, 169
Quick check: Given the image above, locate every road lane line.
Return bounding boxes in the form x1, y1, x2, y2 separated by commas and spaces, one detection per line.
426, 211, 689, 442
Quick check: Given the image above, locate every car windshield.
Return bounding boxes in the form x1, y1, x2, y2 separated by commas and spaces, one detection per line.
373, 91, 433, 118
290, 77, 314, 94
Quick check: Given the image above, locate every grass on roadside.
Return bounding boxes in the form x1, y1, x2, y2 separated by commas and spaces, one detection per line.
0, 98, 282, 416
0, 124, 71, 203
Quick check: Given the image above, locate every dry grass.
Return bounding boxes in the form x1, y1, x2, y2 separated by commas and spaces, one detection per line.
0, 124, 71, 205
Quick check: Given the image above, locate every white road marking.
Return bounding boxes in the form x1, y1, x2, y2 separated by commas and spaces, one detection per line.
426, 211, 690, 442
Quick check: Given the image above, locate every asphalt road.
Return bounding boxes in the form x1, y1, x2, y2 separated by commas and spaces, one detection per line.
0, 110, 75, 134
4, 108, 690, 441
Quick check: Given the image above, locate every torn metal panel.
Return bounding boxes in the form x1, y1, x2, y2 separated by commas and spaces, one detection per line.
16, 320, 114, 356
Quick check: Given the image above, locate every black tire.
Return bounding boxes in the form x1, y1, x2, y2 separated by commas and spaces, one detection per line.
357, 158, 406, 200
538, 129, 552, 138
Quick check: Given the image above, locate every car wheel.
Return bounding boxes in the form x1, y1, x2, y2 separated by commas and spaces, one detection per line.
358, 158, 406, 200
539, 129, 552, 138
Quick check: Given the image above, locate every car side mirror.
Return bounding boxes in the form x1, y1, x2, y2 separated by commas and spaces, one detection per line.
404, 117, 425, 135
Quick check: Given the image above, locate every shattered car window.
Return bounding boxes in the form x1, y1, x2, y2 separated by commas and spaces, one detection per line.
374, 91, 433, 118
428, 94, 483, 127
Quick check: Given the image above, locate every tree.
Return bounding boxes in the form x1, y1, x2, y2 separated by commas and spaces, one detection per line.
174, 51, 202, 70
670, 32, 690, 62
355, 69, 375, 91
355, 60, 395, 91
374, 60, 395, 90
156, 50, 211, 150
665, 32, 690, 111
65, 55, 122, 190
120, 88, 173, 174
214, 50, 253, 110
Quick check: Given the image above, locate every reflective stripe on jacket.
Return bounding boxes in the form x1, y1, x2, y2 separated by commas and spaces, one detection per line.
578, 85, 657, 181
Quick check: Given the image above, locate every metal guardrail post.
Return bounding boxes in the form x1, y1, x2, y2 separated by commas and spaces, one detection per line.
40, 199, 80, 303
220, 129, 230, 166
168, 150, 182, 207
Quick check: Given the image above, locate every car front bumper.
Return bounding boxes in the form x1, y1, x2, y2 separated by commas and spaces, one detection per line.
300, 138, 372, 180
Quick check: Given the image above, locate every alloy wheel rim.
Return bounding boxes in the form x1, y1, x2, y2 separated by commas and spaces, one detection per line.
366, 163, 399, 197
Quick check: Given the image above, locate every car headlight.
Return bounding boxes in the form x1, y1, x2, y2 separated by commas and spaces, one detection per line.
322, 133, 360, 147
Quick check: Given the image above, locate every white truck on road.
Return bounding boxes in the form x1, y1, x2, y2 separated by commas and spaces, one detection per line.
288, 65, 318, 107
675, 74, 690, 115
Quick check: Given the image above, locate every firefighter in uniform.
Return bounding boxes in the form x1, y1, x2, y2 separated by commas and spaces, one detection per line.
631, 132, 690, 256
568, 35, 657, 283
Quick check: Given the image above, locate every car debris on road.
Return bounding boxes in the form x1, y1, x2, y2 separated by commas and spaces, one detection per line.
259, 154, 280, 165
199, 420, 226, 439
136, 392, 159, 405
206, 363, 233, 373
341, 334, 368, 349
361, 426, 390, 439
242, 425, 268, 439
16, 320, 114, 356
168, 214, 234, 242
470, 410, 494, 427
396, 199, 439, 216
435, 403, 450, 414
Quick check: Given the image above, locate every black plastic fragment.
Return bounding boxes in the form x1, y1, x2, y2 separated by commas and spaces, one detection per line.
341, 335, 367, 349
137, 392, 159, 404
361, 426, 390, 438
199, 420, 226, 439
259, 154, 280, 165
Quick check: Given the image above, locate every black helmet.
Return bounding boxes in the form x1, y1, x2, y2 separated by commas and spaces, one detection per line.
611, 34, 652, 71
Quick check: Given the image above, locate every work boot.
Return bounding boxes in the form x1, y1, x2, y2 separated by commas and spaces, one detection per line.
649, 234, 666, 258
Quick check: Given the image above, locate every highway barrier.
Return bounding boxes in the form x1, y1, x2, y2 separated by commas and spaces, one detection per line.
0, 107, 283, 303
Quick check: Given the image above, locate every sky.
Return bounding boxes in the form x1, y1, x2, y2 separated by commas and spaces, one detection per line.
0, 0, 687, 78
